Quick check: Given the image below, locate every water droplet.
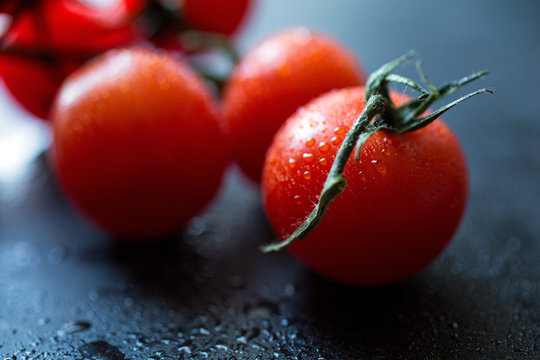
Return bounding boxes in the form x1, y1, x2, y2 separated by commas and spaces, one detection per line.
305, 138, 315, 147
302, 153, 314, 163
318, 142, 330, 152
371, 159, 378, 164
236, 336, 247, 344
177, 346, 191, 354
288, 158, 296, 168
293, 195, 302, 205
215, 344, 229, 351
303, 171, 311, 180
377, 163, 387, 175
331, 136, 340, 146
199, 327, 210, 335
319, 158, 328, 166
57, 321, 91, 336
334, 127, 345, 135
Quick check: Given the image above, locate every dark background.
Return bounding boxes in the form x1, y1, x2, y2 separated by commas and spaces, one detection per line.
1, 1, 540, 359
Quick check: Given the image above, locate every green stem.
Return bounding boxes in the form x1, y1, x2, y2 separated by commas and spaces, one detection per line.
262, 95, 389, 252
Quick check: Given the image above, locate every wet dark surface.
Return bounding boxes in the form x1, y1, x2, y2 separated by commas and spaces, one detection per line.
1, 1, 540, 359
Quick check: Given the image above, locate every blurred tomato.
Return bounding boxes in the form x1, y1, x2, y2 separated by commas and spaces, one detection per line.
2, 0, 145, 55
51, 48, 228, 239
223, 27, 365, 182
182, 0, 251, 35
0, 53, 80, 119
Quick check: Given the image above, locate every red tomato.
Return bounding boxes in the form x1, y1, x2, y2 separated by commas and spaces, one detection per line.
2, 0, 144, 55
182, 0, 251, 35
51, 48, 227, 239
0, 54, 62, 119
263, 87, 469, 285
223, 27, 365, 182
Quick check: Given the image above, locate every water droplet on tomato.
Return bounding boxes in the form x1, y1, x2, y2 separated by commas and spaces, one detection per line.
319, 158, 328, 166
303, 171, 311, 180
288, 158, 296, 168
305, 138, 315, 147
377, 163, 387, 175
318, 142, 330, 152
334, 127, 345, 135
303, 153, 314, 163
293, 195, 302, 205
331, 136, 340, 146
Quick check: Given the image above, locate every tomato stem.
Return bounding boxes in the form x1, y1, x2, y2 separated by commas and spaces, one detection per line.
261, 50, 492, 253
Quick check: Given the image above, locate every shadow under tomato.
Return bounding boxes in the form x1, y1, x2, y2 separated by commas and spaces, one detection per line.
287, 266, 515, 358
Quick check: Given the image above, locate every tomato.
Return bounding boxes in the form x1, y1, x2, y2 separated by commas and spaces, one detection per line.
0, 53, 66, 119
223, 27, 365, 182
263, 87, 469, 285
182, 0, 251, 35
51, 47, 227, 239
2, 0, 144, 55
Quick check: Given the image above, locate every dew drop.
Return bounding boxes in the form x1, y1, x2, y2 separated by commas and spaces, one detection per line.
377, 163, 387, 175
334, 127, 345, 135
293, 195, 302, 205
318, 142, 330, 152
319, 158, 328, 166
371, 159, 378, 164
303, 171, 311, 180
303, 153, 314, 163
305, 138, 315, 147
288, 158, 296, 168
331, 136, 340, 146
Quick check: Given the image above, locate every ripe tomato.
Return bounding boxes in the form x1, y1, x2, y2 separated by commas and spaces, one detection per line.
2, 0, 144, 55
223, 27, 365, 182
182, 0, 251, 35
0, 54, 66, 119
263, 87, 469, 285
51, 47, 227, 239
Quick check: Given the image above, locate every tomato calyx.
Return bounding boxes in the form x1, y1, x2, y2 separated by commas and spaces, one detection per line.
262, 50, 492, 253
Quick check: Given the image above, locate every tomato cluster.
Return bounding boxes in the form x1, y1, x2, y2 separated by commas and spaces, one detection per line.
2, 1, 486, 285
0, 0, 250, 119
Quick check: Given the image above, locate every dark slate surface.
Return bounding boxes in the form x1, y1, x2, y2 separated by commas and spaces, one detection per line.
1, 1, 540, 359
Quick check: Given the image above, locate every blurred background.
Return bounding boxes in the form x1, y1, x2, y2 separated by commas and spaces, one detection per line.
1, 1, 539, 359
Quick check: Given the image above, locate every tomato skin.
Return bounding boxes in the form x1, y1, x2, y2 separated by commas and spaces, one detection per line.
223, 27, 365, 182
51, 48, 227, 239
263, 87, 469, 285
182, 0, 251, 35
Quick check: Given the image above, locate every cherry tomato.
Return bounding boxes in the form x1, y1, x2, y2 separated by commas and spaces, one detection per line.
2, 0, 144, 55
223, 27, 365, 182
263, 87, 469, 285
182, 0, 251, 35
0, 53, 66, 119
51, 47, 227, 239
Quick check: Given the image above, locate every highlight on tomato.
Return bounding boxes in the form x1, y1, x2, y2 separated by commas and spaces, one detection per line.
223, 27, 365, 183
262, 52, 491, 285
51, 47, 228, 239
